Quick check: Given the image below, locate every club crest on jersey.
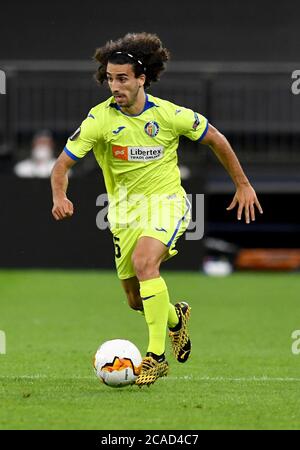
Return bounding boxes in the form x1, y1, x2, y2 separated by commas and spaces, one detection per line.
144, 121, 159, 137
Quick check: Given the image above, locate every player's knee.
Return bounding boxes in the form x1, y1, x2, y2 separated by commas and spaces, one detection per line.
131, 254, 159, 280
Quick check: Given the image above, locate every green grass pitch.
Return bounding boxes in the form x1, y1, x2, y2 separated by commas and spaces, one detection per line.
0, 270, 300, 430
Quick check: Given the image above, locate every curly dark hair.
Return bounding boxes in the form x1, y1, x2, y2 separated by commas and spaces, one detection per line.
93, 32, 170, 89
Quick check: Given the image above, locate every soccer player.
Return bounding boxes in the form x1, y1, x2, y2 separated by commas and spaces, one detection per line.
51, 32, 263, 387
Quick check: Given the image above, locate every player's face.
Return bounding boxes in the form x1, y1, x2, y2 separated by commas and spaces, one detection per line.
106, 63, 145, 108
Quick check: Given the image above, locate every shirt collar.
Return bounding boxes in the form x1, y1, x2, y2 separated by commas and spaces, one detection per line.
109, 94, 158, 117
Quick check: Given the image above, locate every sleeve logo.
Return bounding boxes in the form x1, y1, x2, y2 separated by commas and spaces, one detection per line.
69, 127, 81, 141
192, 112, 200, 130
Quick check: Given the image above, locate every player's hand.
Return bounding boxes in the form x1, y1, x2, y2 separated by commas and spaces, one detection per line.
52, 196, 74, 221
226, 184, 263, 224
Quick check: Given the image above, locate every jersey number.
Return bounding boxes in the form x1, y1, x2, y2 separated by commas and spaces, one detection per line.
113, 236, 121, 259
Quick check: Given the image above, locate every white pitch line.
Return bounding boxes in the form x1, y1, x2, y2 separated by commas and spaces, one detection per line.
0, 375, 93, 380
165, 376, 300, 382
1, 375, 300, 382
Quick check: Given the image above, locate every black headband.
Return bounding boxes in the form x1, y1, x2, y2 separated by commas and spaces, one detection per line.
114, 51, 146, 72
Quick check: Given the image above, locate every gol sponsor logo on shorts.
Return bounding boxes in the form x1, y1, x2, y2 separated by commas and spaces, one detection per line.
112, 146, 164, 162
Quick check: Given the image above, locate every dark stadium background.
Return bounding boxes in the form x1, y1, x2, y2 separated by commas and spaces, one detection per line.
0, 0, 299, 271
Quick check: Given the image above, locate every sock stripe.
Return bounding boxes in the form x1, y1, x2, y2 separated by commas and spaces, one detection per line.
141, 295, 156, 301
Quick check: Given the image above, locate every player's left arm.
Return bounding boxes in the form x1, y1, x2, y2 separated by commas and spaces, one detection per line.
201, 123, 263, 223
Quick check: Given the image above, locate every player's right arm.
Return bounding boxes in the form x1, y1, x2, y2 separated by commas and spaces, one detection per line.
51, 110, 100, 221
51, 151, 76, 220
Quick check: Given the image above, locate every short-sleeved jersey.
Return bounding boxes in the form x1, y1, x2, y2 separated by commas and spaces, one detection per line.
64, 94, 208, 223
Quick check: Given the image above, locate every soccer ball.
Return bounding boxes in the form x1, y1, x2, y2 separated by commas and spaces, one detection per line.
93, 339, 142, 388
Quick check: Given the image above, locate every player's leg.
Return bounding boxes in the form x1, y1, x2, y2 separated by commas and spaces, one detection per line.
132, 236, 170, 386
138, 193, 192, 365
132, 236, 169, 355
120, 275, 180, 330
165, 208, 192, 364
121, 272, 191, 375
121, 277, 143, 311
112, 225, 176, 334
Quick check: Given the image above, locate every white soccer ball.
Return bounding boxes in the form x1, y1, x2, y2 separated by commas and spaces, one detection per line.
93, 339, 142, 388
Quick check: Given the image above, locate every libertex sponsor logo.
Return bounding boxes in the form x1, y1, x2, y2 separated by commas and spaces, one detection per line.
112, 145, 164, 162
